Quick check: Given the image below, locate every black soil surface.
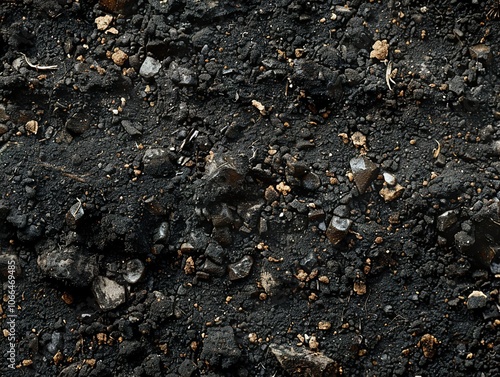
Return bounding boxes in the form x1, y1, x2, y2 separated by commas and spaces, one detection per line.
2, 0, 500, 376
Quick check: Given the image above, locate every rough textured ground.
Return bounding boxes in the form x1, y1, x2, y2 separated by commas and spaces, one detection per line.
2, 0, 500, 376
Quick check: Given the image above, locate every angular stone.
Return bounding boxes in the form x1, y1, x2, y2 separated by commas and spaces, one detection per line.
436, 210, 458, 233
205, 242, 227, 265
469, 44, 492, 65
200, 326, 241, 369
228, 255, 253, 281
350, 156, 379, 194
201, 259, 225, 277
139, 56, 162, 79
264, 185, 280, 202
270, 343, 339, 377
326, 216, 352, 245
148, 291, 174, 324
142, 148, 174, 177
92, 276, 126, 311
122, 120, 142, 136
37, 246, 98, 287
467, 290, 488, 309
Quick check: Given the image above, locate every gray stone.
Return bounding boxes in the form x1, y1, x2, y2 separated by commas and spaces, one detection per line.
350, 156, 379, 194
454, 231, 475, 253
37, 246, 98, 287
326, 216, 352, 245
153, 222, 170, 243
122, 259, 145, 284
139, 56, 162, 79
467, 290, 488, 309
302, 172, 321, 190
200, 326, 241, 369
122, 120, 142, 136
447, 75, 465, 95
6, 211, 27, 229
228, 255, 254, 281
92, 276, 126, 311
270, 343, 339, 377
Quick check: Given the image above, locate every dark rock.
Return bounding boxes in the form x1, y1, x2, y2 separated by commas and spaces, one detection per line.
237, 200, 264, 228
454, 231, 475, 254
201, 153, 248, 201
436, 210, 458, 233
302, 172, 321, 190
212, 226, 233, 246
200, 326, 241, 369
467, 290, 488, 309
6, 211, 27, 229
169, 61, 198, 86
37, 245, 98, 287
142, 354, 162, 377
65, 200, 84, 230
148, 291, 174, 324
201, 259, 225, 277
308, 208, 325, 222
0, 200, 10, 221
209, 203, 234, 227
205, 242, 227, 265
122, 120, 142, 136
228, 255, 253, 281
178, 359, 198, 377
350, 156, 379, 194
142, 148, 174, 177
270, 343, 339, 377
65, 112, 90, 135
326, 216, 352, 245
92, 276, 126, 311
119, 340, 143, 358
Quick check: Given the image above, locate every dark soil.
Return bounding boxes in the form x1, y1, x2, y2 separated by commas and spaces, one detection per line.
2, 0, 500, 376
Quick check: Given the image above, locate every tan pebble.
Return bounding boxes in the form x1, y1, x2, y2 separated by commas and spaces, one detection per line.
112, 49, 128, 66
309, 335, 319, 350
318, 321, 332, 330
22, 359, 33, 367
318, 275, 330, 284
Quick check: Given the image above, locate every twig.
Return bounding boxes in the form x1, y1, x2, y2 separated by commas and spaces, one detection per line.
38, 161, 88, 183
385, 61, 396, 91
20, 53, 58, 70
